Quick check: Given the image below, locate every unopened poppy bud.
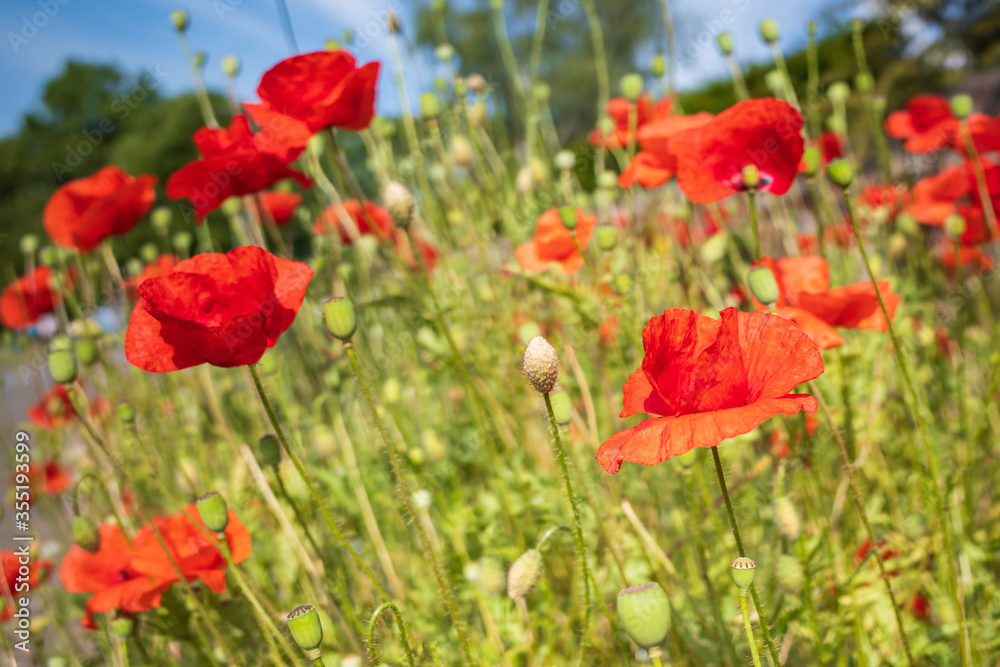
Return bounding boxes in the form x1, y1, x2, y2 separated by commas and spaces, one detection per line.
125, 258, 143, 278
407, 447, 426, 466
945, 213, 966, 237
453, 77, 467, 96
49, 347, 77, 385
549, 391, 572, 426
717, 32, 733, 55
896, 212, 918, 236
700, 233, 728, 264
172, 231, 192, 253
111, 616, 134, 639
72, 515, 101, 553
420, 92, 441, 119
171, 9, 188, 32
801, 146, 821, 177
759, 18, 779, 44
19, 234, 38, 255
139, 242, 159, 263
764, 70, 784, 95
597, 226, 617, 251
151, 206, 172, 232
619, 73, 644, 102
597, 171, 617, 190
827, 81, 850, 103
435, 43, 454, 61
222, 55, 241, 77
75, 337, 98, 367
287, 604, 324, 658
325, 39, 341, 50
194, 52, 207, 69
651, 55, 666, 78
383, 181, 415, 227
774, 496, 800, 540
258, 435, 281, 468
617, 582, 671, 649
323, 297, 357, 341
826, 158, 853, 189
197, 492, 229, 533
854, 72, 873, 94
731, 556, 757, 591
523, 336, 559, 394
118, 403, 135, 423
776, 554, 804, 595
951, 94, 973, 120
741, 164, 760, 190
507, 548, 543, 599
38, 246, 56, 266
555, 150, 576, 171
748, 267, 779, 306
558, 205, 578, 230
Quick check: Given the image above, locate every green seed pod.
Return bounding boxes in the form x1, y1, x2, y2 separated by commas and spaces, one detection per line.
951, 94, 973, 120
619, 73, 644, 102
597, 171, 618, 190
827, 81, 850, 103
435, 43, 455, 61
549, 391, 572, 426
776, 554, 804, 595
555, 150, 576, 171
323, 297, 357, 341
118, 402, 135, 424
748, 267, 779, 306
651, 55, 666, 78
49, 348, 77, 385
759, 18, 779, 44
731, 556, 757, 591
196, 492, 229, 533
19, 234, 39, 256
407, 447, 426, 466
558, 205, 577, 230
896, 212, 919, 236
171, 9, 188, 32
800, 146, 821, 177
38, 246, 56, 266
700, 232, 728, 264
717, 32, 733, 56
151, 206, 172, 232
258, 434, 281, 468
222, 55, 241, 77
111, 616, 134, 639
72, 515, 101, 554
139, 242, 159, 264
826, 158, 853, 189
507, 549, 544, 600
325, 38, 341, 50
597, 226, 617, 251
945, 213, 966, 237
617, 582, 671, 649
172, 231, 192, 254
522, 336, 559, 394
287, 604, 324, 658
774, 496, 800, 540
854, 72, 873, 94
741, 164, 760, 190
764, 70, 785, 95
420, 92, 442, 119
826, 114, 847, 135
453, 77, 467, 96
75, 337, 99, 367
194, 52, 207, 69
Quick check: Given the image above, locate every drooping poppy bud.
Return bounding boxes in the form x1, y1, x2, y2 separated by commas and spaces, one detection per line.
72, 515, 101, 553
196, 492, 229, 534
827, 81, 850, 103
258, 435, 281, 468
748, 267, 779, 306
619, 73, 644, 102
507, 549, 544, 600
826, 158, 853, 189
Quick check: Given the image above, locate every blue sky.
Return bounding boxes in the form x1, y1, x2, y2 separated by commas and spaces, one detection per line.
0, 0, 864, 137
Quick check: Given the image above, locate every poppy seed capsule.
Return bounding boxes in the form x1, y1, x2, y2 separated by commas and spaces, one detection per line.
764, 70, 785, 95
759, 18, 779, 44
435, 43, 454, 61
48, 348, 77, 385
194, 52, 207, 69
172, 231, 192, 253
75, 337, 99, 367
558, 205, 578, 230
800, 146, 821, 177
945, 213, 966, 237
19, 234, 38, 255
717, 32, 733, 55
323, 297, 357, 341
420, 92, 442, 119
151, 206, 172, 231
748, 267, 779, 306
827, 81, 850, 103
197, 492, 229, 533
620, 73, 644, 102
170, 9, 188, 32
523, 336, 560, 394
951, 94, 973, 120
258, 434, 281, 468
72, 515, 101, 554
555, 150, 576, 171
774, 496, 800, 540
731, 556, 757, 591
222, 55, 241, 77
383, 181, 415, 227
507, 548, 544, 599
617, 582, 671, 649
741, 164, 761, 190
826, 158, 853, 189
651, 55, 666, 78
597, 226, 617, 251
287, 604, 323, 658
117, 403, 135, 424
111, 617, 134, 639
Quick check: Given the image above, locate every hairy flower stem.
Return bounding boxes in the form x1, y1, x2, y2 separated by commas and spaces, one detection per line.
739, 591, 764, 667
726, 55, 750, 102
709, 446, 781, 665
543, 392, 592, 667
246, 364, 390, 603
808, 381, 915, 666
344, 344, 476, 666
843, 192, 969, 665
367, 602, 417, 667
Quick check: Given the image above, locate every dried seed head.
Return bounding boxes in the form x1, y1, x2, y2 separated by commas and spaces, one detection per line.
383, 181, 415, 227
522, 336, 559, 394
774, 496, 800, 540
507, 549, 544, 600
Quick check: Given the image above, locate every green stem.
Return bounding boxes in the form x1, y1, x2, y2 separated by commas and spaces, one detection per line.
177, 33, 218, 128
580, 0, 610, 117
367, 602, 417, 667
961, 122, 999, 249
770, 43, 800, 111
726, 55, 750, 101
747, 190, 761, 260
739, 592, 764, 667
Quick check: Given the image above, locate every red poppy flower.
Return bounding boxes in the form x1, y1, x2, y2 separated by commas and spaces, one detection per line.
243, 101, 316, 163
166, 115, 312, 220
938, 241, 994, 276
43, 167, 157, 253
27, 460, 72, 495
125, 255, 179, 300
752, 255, 900, 350
588, 94, 673, 151
906, 160, 1000, 229
313, 200, 395, 243
885, 95, 959, 154
515, 207, 597, 274
857, 183, 910, 221
124, 245, 313, 373
392, 229, 439, 272
1, 266, 63, 330
257, 50, 380, 132
59, 523, 170, 630
2, 551, 52, 622
797, 131, 842, 170
670, 98, 804, 204
257, 191, 302, 226
618, 112, 715, 189
28, 385, 76, 429
596, 307, 824, 474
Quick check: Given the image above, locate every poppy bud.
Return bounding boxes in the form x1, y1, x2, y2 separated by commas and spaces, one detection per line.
558, 205, 578, 230
523, 336, 559, 394
700, 233, 728, 264
125, 258, 143, 279
717, 32, 733, 55
72, 515, 101, 554
800, 146, 821, 177
420, 92, 441, 119
764, 70, 784, 95
19, 234, 39, 256
151, 207, 172, 233
731, 556, 757, 591
597, 171, 618, 190
75, 337, 99, 367
221, 197, 241, 216
617, 582, 671, 649
118, 402, 135, 423
196, 492, 229, 534
597, 226, 617, 251
774, 496, 800, 540
826, 158, 853, 189
945, 213, 966, 237
38, 246, 56, 266
407, 447, 426, 466
194, 51, 207, 69
435, 43, 454, 61
854, 72, 873, 94
549, 390, 572, 426
287, 604, 324, 659
383, 181, 415, 227
555, 150, 576, 171
139, 242, 158, 264
951, 94, 973, 120
222, 55, 241, 77
651, 55, 666, 78
323, 297, 357, 341
759, 18, 779, 44
748, 267, 779, 306
49, 346, 77, 385
507, 548, 544, 599
453, 77, 467, 96
807, 21, 816, 37
741, 164, 760, 190
619, 73, 644, 102
258, 434, 281, 468
827, 81, 850, 103
325, 39, 341, 50
826, 114, 847, 135
776, 554, 804, 595
896, 212, 918, 236
171, 9, 188, 32
111, 617, 134, 639
172, 231, 192, 254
